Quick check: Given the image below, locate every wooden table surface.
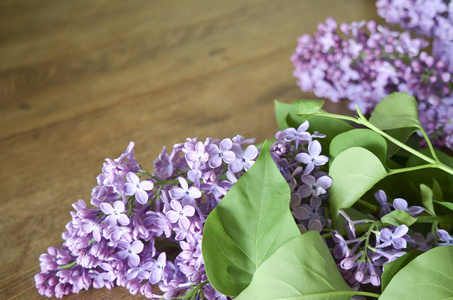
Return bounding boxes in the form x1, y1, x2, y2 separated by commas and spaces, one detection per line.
0, 1, 379, 299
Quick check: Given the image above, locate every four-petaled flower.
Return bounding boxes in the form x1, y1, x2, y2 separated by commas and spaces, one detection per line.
100, 201, 130, 226
229, 145, 258, 172
298, 175, 332, 198
169, 177, 202, 206
185, 141, 209, 170
377, 225, 409, 249
295, 140, 329, 174
166, 200, 195, 230
124, 172, 154, 205
206, 138, 236, 168
149, 252, 167, 284
283, 121, 311, 149
117, 240, 144, 267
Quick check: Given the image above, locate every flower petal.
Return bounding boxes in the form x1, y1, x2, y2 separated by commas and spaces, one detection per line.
128, 253, 140, 267
166, 211, 179, 223
124, 183, 137, 196
126, 172, 140, 185
100, 203, 114, 215
219, 138, 233, 151
393, 198, 408, 211
308, 140, 322, 157
135, 189, 149, 205
117, 214, 130, 226
139, 180, 154, 191
222, 151, 236, 164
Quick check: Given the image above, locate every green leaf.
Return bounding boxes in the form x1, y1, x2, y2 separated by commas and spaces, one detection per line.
385, 127, 417, 159
274, 100, 297, 130
381, 251, 423, 291
329, 147, 388, 220
406, 148, 453, 200
330, 129, 388, 166
202, 142, 300, 296
380, 246, 453, 300
236, 232, 369, 300
434, 200, 453, 212
420, 184, 435, 215
381, 209, 417, 226
369, 92, 421, 130
432, 178, 443, 201
295, 99, 325, 118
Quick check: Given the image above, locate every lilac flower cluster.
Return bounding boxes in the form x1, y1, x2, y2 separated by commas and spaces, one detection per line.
330, 190, 427, 290
270, 121, 332, 233
35, 137, 259, 299
376, 0, 453, 41
291, 17, 453, 149
35, 121, 334, 299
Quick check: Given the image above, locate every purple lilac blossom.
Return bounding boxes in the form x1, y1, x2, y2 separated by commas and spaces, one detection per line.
377, 225, 409, 249
295, 140, 329, 174
35, 122, 338, 299
298, 174, 332, 198
376, 0, 452, 41
437, 229, 453, 246
124, 172, 154, 205
291, 17, 453, 149
282, 121, 311, 149
206, 138, 236, 168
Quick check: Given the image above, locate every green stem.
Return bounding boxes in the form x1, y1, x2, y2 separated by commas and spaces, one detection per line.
317, 112, 359, 124
416, 216, 453, 223
154, 179, 181, 185
59, 260, 77, 270
419, 125, 440, 162
317, 111, 453, 176
387, 163, 438, 175
362, 222, 381, 261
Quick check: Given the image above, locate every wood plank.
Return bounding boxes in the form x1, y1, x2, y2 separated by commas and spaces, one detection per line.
0, 0, 379, 139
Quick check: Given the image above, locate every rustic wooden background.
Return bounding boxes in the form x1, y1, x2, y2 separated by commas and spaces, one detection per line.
0, 1, 379, 299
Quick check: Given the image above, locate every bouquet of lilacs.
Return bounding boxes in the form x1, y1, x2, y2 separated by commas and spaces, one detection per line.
291, 0, 453, 149
35, 92, 453, 299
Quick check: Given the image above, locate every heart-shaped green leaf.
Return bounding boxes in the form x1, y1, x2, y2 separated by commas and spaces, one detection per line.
330, 129, 388, 166
236, 231, 366, 300
202, 142, 300, 296
369, 92, 421, 130
380, 246, 453, 300
329, 147, 388, 220
381, 251, 423, 291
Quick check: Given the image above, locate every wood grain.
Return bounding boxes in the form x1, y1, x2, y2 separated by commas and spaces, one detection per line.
0, 1, 379, 299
